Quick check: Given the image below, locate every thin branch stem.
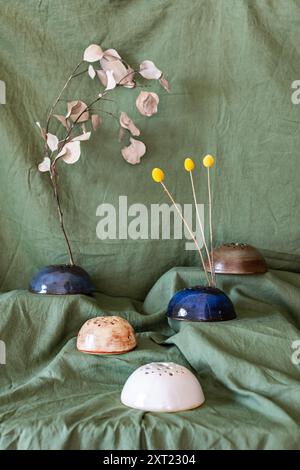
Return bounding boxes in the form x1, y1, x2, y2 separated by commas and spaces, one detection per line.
48, 94, 107, 265
117, 69, 138, 86
207, 168, 216, 284
161, 182, 211, 286
72, 69, 88, 78
50, 170, 75, 266
91, 106, 119, 122
98, 97, 116, 103
44, 61, 84, 264
189, 171, 214, 286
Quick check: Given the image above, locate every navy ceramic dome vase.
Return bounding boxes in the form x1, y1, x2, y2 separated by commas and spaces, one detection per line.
167, 286, 236, 322
29, 265, 95, 295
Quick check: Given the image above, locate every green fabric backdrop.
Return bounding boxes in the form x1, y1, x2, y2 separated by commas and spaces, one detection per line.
1, 0, 300, 451
0, 0, 300, 299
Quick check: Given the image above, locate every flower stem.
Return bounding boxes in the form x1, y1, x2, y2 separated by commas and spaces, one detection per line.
207, 168, 216, 284
161, 182, 211, 286
189, 171, 214, 286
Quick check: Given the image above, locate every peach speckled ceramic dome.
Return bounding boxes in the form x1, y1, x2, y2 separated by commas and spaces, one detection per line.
77, 316, 137, 355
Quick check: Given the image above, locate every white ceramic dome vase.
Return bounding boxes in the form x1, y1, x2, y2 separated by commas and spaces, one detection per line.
121, 362, 205, 412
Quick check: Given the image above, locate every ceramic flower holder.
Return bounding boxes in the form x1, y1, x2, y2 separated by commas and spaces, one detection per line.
77, 316, 136, 355
152, 155, 237, 322
204, 243, 268, 275
29, 265, 94, 295
121, 362, 205, 412
167, 286, 236, 322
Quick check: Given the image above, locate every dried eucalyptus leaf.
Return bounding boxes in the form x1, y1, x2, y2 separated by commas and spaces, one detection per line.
121, 138, 146, 165
91, 114, 102, 130
83, 44, 104, 62
38, 157, 51, 172
139, 60, 162, 80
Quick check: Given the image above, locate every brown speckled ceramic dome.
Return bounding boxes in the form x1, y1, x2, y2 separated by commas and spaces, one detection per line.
205, 243, 268, 275
77, 316, 136, 355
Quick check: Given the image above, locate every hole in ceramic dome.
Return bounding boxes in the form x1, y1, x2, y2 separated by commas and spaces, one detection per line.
145, 372, 149, 374
169, 373, 173, 376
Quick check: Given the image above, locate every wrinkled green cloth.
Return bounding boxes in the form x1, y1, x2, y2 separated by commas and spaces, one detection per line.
0, 268, 299, 450
0, 0, 300, 299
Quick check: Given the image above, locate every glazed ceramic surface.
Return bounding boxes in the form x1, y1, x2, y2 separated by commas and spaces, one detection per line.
77, 316, 136, 355
29, 265, 94, 295
167, 286, 236, 322
205, 243, 268, 275
121, 362, 205, 412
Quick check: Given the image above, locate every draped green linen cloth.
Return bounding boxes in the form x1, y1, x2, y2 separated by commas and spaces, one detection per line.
0, 268, 299, 450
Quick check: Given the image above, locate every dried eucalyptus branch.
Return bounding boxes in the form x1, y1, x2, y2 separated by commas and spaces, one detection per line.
36, 43, 169, 265
46, 61, 84, 134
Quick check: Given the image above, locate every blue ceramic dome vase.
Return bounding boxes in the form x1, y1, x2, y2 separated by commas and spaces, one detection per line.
29, 264, 94, 295
167, 286, 236, 322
